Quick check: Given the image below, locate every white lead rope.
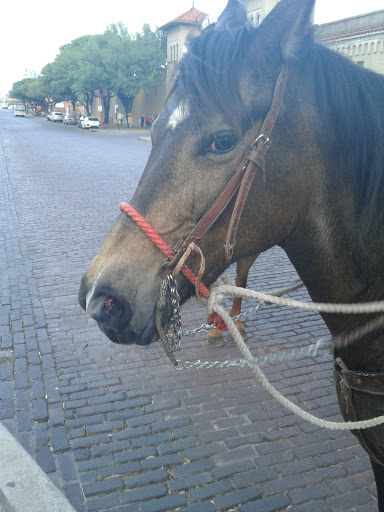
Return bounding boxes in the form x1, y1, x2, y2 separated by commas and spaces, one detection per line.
205, 286, 384, 431
207, 285, 384, 315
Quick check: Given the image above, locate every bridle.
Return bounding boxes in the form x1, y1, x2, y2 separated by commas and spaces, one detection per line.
119, 64, 288, 294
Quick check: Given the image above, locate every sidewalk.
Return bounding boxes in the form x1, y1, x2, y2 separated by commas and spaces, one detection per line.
0, 421, 76, 512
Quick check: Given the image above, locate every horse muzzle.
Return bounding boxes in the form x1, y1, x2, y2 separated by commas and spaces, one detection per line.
78, 276, 168, 346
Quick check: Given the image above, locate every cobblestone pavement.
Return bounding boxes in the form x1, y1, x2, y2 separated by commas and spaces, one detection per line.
0, 112, 378, 511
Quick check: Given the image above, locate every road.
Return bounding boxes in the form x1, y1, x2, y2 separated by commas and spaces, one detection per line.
0, 110, 378, 511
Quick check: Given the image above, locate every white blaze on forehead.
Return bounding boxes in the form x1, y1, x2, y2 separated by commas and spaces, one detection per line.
168, 102, 190, 130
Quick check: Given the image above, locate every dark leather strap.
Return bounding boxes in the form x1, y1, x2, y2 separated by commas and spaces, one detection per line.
168, 65, 288, 268
225, 65, 288, 261
181, 161, 246, 246
334, 362, 384, 467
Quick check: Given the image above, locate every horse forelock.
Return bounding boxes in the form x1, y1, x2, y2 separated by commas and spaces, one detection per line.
171, 24, 258, 133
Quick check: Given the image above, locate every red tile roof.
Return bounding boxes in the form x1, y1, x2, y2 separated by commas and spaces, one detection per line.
160, 7, 208, 31
317, 25, 384, 42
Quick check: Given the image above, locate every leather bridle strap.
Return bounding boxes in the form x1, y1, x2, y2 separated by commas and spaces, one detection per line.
225, 64, 288, 261
173, 65, 288, 264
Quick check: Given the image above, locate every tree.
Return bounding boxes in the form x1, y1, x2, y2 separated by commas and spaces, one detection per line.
9, 78, 46, 108
40, 42, 82, 111
67, 35, 99, 115
85, 33, 116, 124
10, 23, 167, 123
107, 23, 166, 117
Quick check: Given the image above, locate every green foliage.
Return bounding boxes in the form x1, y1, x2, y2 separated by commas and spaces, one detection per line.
11, 23, 166, 123
8, 78, 46, 106
111, 23, 166, 114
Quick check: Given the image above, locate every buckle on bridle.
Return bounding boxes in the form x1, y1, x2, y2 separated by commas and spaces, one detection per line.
252, 134, 272, 147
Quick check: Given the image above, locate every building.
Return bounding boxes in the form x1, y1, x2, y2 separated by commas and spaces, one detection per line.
244, 0, 280, 26
159, 7, 209, 93
23, 69, 39, 79
314, 9, 384, 75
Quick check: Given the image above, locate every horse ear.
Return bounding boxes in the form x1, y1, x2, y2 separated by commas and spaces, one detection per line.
259, 0, 315, 59
216, 0, 248, 30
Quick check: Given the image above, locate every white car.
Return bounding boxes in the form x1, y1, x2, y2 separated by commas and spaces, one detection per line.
50, 112, 64, 122
63, 114, 77, 125
81, 117, 100, 129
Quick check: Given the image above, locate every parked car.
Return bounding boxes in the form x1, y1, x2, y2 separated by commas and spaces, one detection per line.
81, 116, 100, 129
63, 114, 77, 125
49, 112, 64, 122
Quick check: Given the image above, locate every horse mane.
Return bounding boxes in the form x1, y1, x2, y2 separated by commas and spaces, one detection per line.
173, 24, 384, 237
312, 44, 384, 235
171, 24, 257, 130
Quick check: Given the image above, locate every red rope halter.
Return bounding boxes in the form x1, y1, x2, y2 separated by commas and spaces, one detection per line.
119, 203, 210, 299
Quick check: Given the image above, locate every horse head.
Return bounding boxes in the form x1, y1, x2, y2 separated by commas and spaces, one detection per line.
78, 0, 323, 344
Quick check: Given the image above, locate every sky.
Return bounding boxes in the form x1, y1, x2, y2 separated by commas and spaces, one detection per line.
2, 0, 383, 97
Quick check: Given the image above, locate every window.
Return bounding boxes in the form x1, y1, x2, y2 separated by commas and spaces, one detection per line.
249, 10, 261, 27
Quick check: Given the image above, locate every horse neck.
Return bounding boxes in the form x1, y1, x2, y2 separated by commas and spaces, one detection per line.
281, 199, 384, 371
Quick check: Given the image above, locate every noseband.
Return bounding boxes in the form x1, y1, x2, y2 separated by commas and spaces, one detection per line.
120, 65, 288, 292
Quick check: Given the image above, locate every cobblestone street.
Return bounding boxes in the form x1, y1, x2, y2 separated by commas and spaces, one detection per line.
0, 111, 378, 511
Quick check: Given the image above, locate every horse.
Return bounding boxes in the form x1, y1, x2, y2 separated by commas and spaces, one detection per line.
79, 0, 384, 507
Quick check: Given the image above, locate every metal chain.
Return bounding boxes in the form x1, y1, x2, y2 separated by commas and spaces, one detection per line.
164, 276, 384, 371
171, 300, 264, 338
175, 336, 333, 371
168, 275, 182, 350
163, 278, 314, 370
168, 280, 303, 340
155, 277, 177, 365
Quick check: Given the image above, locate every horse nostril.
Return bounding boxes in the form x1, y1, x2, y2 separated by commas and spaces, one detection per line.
84, 285, 132, 332
104, 295, 115, 311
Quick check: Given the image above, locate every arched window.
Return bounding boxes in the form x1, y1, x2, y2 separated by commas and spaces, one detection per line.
170, 45, 173, 62
249, 15, 254, 25
256, 14, 260, 26
370, 41, 375, 54
176, 43, 179, 61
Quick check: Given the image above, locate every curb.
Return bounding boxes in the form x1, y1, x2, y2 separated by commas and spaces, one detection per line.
0, 422, 77, 512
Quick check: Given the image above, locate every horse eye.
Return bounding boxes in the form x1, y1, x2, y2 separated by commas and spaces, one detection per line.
209, 132, 237, 154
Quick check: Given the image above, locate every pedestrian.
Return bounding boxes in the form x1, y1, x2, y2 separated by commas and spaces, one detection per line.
140, 115, 145, 128
127, 113, 133, 128
145, 114, 151, 128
